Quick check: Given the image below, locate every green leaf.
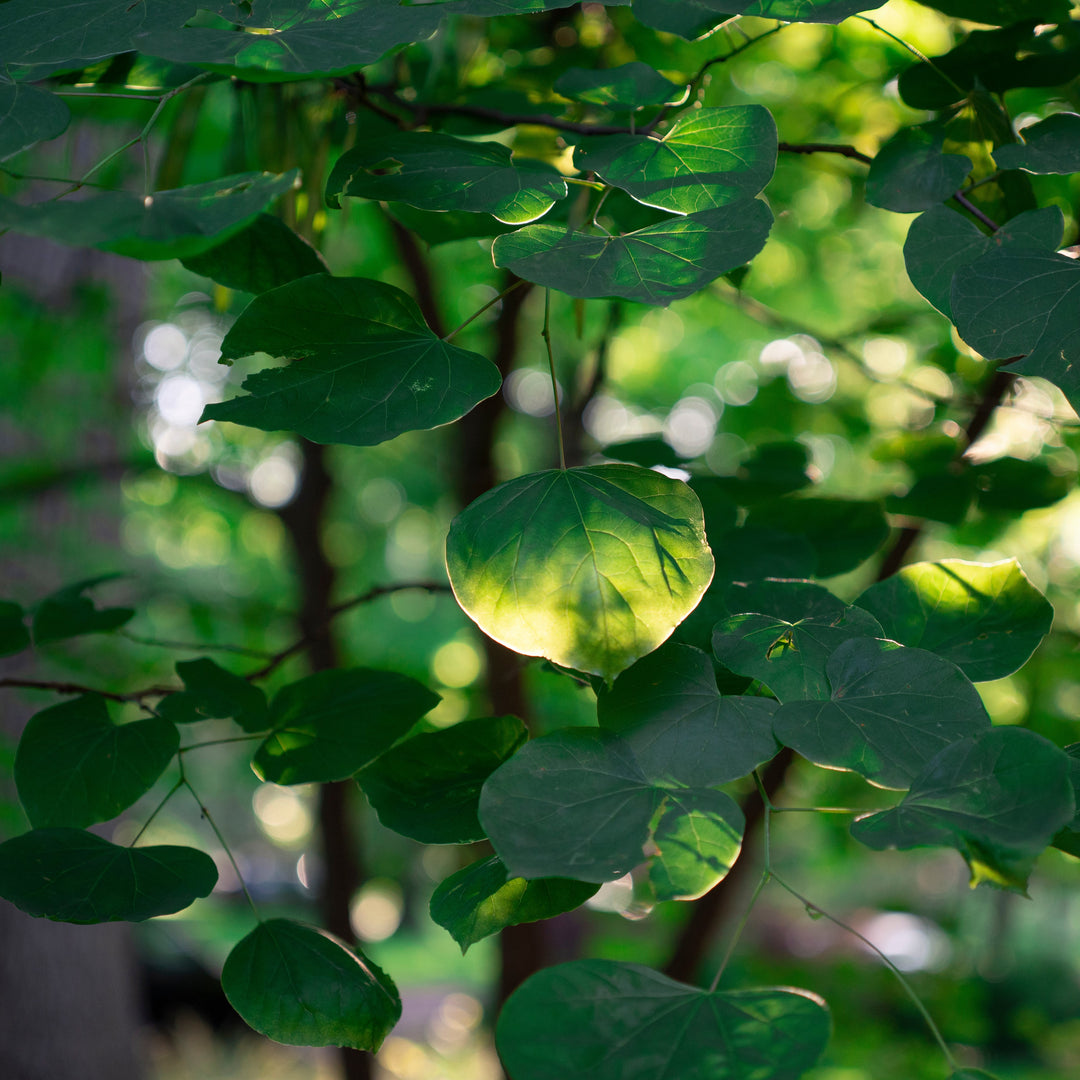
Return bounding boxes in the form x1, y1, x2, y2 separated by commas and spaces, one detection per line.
903, 205, 1063, 319
952, 247, 1080, 416
446, 465, 714, 680
601, 436, 684, 468
494, 200, 772, 306
0, 600, 30, 656
574, 106, 776, 214
253, 668, 440, 785
1050, 743, 1080, 858
0, 171, 298, 260
974, 454, 1075, 513
221, 919, 401, 1050
429, 855, 598, 952
712, 580, 884, 703
554, 63, 685, 110
32, 574, 134, 644
478, 727, 744, 899
851, 727, 1075, 892
598, 643, 778, 782
356, 715, 528, 844
920, 1, 1071, 27
325, 133, 567, 225
497, 960, 831, 1080
773, 637, 991, 789
15, 695, 178, 828
383, 203, 516, 246
157, 658, 269, 732
994, 113, 1080, 175
865, 124, 972, 213
744, 497, 889, 577
855, 560, 1053, 682
634, 0, 883, 39
0, 828, 216, 923
179, 213, 327, 294
0, 80, 70, 161
698, 441, 812, 505
201, 275, 501, 446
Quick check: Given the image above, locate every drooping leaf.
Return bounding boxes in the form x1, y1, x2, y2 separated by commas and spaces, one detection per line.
598, 642, 778, 782
633, 0, 884, 39
429, 855, 598, 952
0, 171, 298, 260
574, 106, 776, 214
356, 715, 528, 844
15, 695, 178, 828
851, 727, 1075, 891
32, 574, 134, 644
157, 658, 269, 732
0, 80, 70, 161
221, 919, 401, 1050
201, 275, 501, 446
1050, 743, 1080, 858
903, 204, 1063, 319
478, 727, 744, 899
492, 200, 773, 305
0, 828, 217, 923
0, 601, 30, 656
497, 960, 831, 1080
554, 63, 685, 110
253, 668, 440, 785
856, 559, 1052, 682
865, 124, 972, 213
325, 133, 567, 225
179, 213, 326, 294
712, 580, 884, 703
446, 465, 714, 680
773, 637, 991, 789
994, 113, 1080, 175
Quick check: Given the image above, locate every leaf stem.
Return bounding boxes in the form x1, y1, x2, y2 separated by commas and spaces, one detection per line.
117, 629, 277, 658
178, 734, 266, 753
708, 869, 772, 991
855, 17, 967, 98
128, 775, 184, 846
442, 277, 528, 342
543, 289, 567, 471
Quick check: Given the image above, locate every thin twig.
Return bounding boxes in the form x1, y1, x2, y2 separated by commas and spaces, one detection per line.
543, 289, 567, 470
778, 141, 872, 165
443, 278, 528, 342
0, 677, 173, 704
952, 190, 1000, 232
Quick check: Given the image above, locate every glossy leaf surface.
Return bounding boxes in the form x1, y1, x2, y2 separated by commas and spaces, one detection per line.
32, 575, 134, 644
993, 112, 1080, 174
157, 658, 269, 732
0, 80, 69, 161
446, 465, 714, 680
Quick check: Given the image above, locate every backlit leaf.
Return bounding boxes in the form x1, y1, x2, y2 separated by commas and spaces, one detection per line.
32, 574, 134, 644
994, 113, 1080, 175
0, 80, 69, 161
157, 658, 269, 732
866, 124, 972, 213
446, 464, 714, 680
554, 63, 685, 110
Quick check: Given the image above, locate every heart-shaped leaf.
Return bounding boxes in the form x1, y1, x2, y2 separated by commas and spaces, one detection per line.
0, 828, 217, 922
0, 80, 69, 161
222, 919, 400, 1050
852, 727, 1075, 891
430, 855, 598, 952
855, 559, 1053, 682
554, 63, 685, 110
157, 658, 269, 732
32, 575, 134, 644
446, 465, 714, 680
15, 694, 178, 828
202, 275, 501, 446
866, 123, 972, 212
993, 112, 1080, 174
773, 637, 990, 789
253, 668, 440, 785
497, 959, 831, 1080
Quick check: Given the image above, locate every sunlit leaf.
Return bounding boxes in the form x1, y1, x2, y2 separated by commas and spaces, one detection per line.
554, 63, 685, 110
494, 200, 772, 305
15, 695, 178, 828
866, 124, 972, 213
497, 960, 831, 1080
0, 80, 69, 161
0, 828, 216, 923
32, 574, 134, 644
446, 465, 714, 680
221, 919, 400, 1049
773, 637, 990, 789
157, 658, 269, 732
429, 855, 598, 952
851, 727, 1074, 892
994, 113, 1080, 175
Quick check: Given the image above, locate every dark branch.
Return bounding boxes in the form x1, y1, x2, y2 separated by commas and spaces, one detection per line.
778, 142, 873, 165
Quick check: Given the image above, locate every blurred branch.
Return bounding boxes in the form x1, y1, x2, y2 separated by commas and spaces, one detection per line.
0, 677, 172, 705
778, 142, 872, 165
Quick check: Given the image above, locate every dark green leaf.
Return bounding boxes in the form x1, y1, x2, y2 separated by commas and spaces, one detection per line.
429, 855, 598, 952
497, 960, 831, 1080
32, 574, 134, 644
634, 0, 884, 39
865, 124, 972, 213
974, 454, 1075, 512
600, 436, 684, 468
202, 275, 501, 446
710, 526, 818, 584
357, 715, 527, 844
180, 213, 326, 294
574, 106, 776, 214
221, 919, 400, 1050
157, 658, 269, 732
326, 133, 567, 224
712, 580, 884, 703
253, 668, 440, 785
920, 1, 1070, 26
0, 80, 70, 161
994, 113, 1080, 175
446, 465, 714, 680
382, 203, 516, 246
0, 171, 298, 260
0, 828, 216, 923
15, 695, 178, 828
1050, 743, 1080, 858
0, 601, 30, 656
554, 63, 685, 110
492, 200, 773, 305
851, 727, 1074, 891
703, 441, 812, 505
773, 637, 990, 789
855, 559, 1053, 682
598, 643, 778, 782
885, 473, 975, 526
